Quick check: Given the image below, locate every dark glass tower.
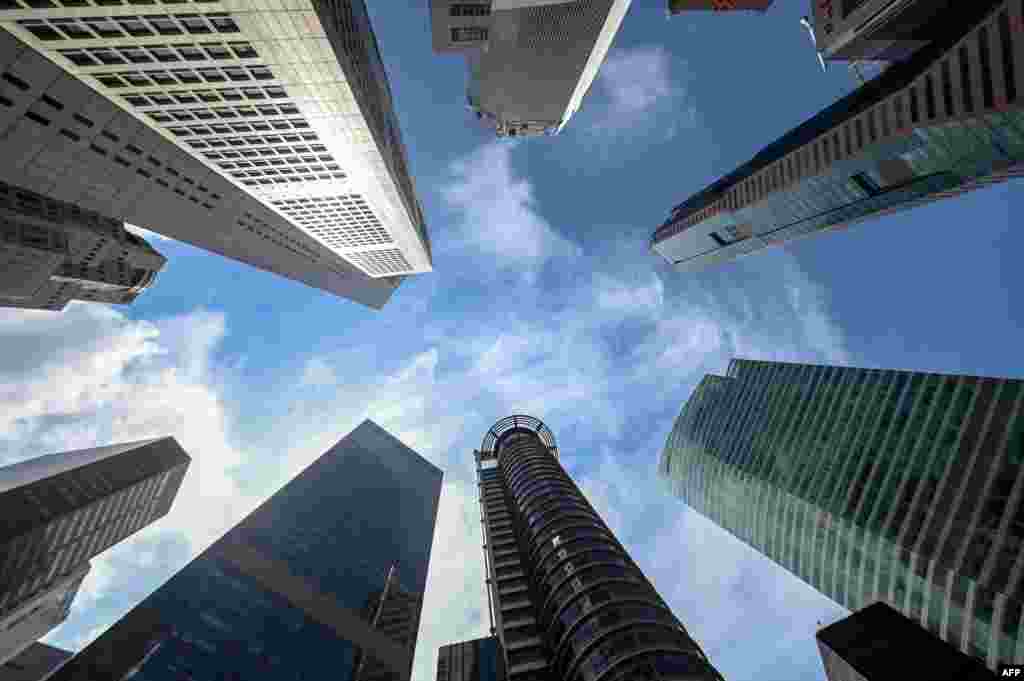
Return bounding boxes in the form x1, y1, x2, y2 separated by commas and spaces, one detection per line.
660, 359, 1024, 673
0, 437, 190, 664
476, 415, 724, 681
816, 602, 997, 681
47, 419, 442, 681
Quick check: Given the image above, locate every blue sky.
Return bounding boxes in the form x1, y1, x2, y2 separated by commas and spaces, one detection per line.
1, 1, 1023, 679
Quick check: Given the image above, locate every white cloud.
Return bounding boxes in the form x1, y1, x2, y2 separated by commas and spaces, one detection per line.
441, 141, 581, 270
300, 357, 337, 387
588, 46, 697, 140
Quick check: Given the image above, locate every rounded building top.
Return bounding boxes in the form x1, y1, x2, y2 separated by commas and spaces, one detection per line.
480, 415, 557, 459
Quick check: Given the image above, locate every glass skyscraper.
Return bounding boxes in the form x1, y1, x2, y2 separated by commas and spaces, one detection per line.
660, 359, 1024, 673
436, 636, 506, 681
0, 437, 190, 665
48, 420, 443, 681
651, 0, 1024, 273
476, 415, 723, 681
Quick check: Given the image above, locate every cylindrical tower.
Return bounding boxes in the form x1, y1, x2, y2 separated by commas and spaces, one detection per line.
476, 416, 724, 681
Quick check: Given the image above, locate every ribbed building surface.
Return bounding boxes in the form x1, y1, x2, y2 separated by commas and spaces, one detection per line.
0, 437, 190, 664
651, 0, 1024, 273
660, 359, 1024, 672
477, 415, 724, 681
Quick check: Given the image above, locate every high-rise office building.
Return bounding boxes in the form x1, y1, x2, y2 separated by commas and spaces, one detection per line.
0, 643, 72, 681
816, 602, 997, 681
0, 437, 190, 665
0, 0, 431, 309
431, 1, 631, 137
475, 415, 724, 681
0, 181, 165, 311
47, 419, 442, 681
667, 0, 773, 13
651, 0, 1024, 273
660, 359, 1024, 672
810, 0, 961, 64
437, 636, 506, 681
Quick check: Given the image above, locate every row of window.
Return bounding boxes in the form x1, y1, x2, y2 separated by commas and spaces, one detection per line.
20, 13, 238, 42
208, 149, 331, 163
166, 118, 310, 137
449, 3, 489, 17
450, 26, 487, 42
122, 84, 287, 106
667, 7, 1020, 240
1, 0, 217, 9
93, 65, 274, 88
144, 101, 299, 122
185, 135, 323, 151
57, 41, 256, 67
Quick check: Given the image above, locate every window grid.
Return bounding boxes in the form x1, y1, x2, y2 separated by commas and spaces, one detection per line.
56, 40, 257, 65
271, 195, 391, 249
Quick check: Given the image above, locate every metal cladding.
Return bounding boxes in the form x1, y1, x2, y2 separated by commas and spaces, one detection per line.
476, 415, 724, 681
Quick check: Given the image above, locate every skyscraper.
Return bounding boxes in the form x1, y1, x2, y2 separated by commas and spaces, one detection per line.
0, 0, 431, 309
0, 437, 191, 664
816, 602, 997, 681
476, 415, 724, 681
431, 1, 631, 137
651, 0, 1024, 273
667, 0, 773, 13
0, 643, 72, 681
659, 359, 1024, 672
0, 182, 165, 311
47, 419, 442, 681
437, 637, 506, 681
809, 0, 961, 64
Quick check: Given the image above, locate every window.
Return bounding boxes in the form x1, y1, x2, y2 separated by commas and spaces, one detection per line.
849, 172, 881, 197
19, 20, 63, 41
450, 3, 489, 16
451, 26, 488, 42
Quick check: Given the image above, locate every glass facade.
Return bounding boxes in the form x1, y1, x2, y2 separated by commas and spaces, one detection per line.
652, 0, 1024, 273
48, 420, 442, 681
660, 360, 1024, 672
477, 416, 724, 681
0, 438, 190, 623
437, 636, 506, 681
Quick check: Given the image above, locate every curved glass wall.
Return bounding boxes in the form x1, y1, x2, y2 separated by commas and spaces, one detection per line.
480, 415, 724, 681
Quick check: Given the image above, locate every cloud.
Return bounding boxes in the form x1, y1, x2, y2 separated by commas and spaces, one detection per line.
440, 141, 581, 271
300, 357, 337, 387
587, 46, 697, 141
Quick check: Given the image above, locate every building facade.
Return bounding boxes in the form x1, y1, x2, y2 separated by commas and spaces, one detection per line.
816, 602, 997, 681
0, 643, 72, 681
660, 359, 1024, 672
0, 566, 86, 667
0, 181, 164, 310
0, 437, 190, 664
0, 0, 431, 309
436, 636, 506, 681
47, 420, 442, 681
810, 0, 960, 63
431, 1, 631, 137
667, 0, 773, 13
651, 0, 1024, 273
476, 415, 724, 681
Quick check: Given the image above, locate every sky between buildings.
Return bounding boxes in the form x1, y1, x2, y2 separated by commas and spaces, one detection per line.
0, 1, 1022, 680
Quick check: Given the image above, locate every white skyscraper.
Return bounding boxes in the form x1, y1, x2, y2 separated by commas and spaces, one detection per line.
431, 0, 631, 137
0, 1, 430, 309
